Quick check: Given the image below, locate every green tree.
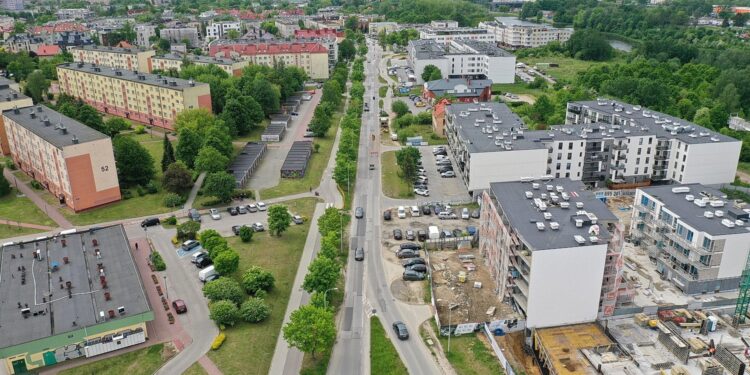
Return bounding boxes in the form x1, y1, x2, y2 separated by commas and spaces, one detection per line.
209, 300, 241, 326
566, 30, 613, 61
24, 70, 49, 103
345, 16, 359, 31
0, 167, 10, 197
317, 207, 343, 236
268, 205, 292, 236
221, 95, 263, 136
395, 146, 421, 182
421, 65, 442, 82
175, 127, 202, 169
203, 171, 236, 202
249, 75, 280, 115
194, 146, 230, 173
282, 305, 336, 359
199, 229, 222, 243
176, 220, 200, 240
339, 39, 356, 61
213, 248, 240, 275
239, 226, 254, 242
227, 29, 240, 40
156, 38, 171, 52
241, 266, 275, 295
161, 133, 175, 172
162, 161, 193, 194
694, 107, 712, 128
240, 297, 270, 323
103, 117, 129, 137
203, 125, 234, 158
391, 100, 409, 118
302, 257, 341, 294
112, 136, 155, 187
202, 277, 245, 305
321, 80, 342, 107
719, 84, 741, 113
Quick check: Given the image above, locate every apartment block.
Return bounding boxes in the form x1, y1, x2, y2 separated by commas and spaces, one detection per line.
150, 53, 250, 76
56, 8, 93, 20
135, 24, 157, 47
57, 63, 212, 129
3, 105, 121, 211
631, 184, 750, 294
479, 178, 628, 328
275, 18, 301, 37
1, 0, 23, 11
206, 21, 242, 39
422, 78, 492, 103
0, 79, 33, 155
70, 45, 156, 73
419, 25, 496, 44
479, 17, 573, 49
368, 21, 397, 36
160, 26, 200, 48
209, 41, 329, 79
408, 39, 515, 84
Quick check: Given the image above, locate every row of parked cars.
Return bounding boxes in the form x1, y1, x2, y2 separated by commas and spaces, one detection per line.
227, 201, 267, 216
432, 146, 456, 178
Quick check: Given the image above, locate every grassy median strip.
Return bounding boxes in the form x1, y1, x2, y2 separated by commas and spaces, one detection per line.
371, 316, 409, 375
381, 151, 414, 199
183, 362, 209, 375
59, 343, 168, 375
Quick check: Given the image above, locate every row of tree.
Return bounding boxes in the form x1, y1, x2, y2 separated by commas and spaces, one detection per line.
332, 58, 364, 196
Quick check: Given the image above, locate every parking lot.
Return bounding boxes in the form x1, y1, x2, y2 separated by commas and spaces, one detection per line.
416, 146, 471, 204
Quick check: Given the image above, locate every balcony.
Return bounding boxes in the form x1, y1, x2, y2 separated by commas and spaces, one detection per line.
612, 143, 628, 151
664, 232, 713, 257
610, 162, 625, 170
656, 144, 671, 151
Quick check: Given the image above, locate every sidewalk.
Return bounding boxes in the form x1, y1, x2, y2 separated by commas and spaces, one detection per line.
184, 172, 206, 210
4, 168, 73, 228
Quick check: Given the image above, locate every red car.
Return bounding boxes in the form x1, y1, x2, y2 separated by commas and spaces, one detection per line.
172, 299, 187, 314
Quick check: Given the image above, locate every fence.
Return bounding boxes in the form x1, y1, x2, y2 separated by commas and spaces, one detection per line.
482, 323, 516, 375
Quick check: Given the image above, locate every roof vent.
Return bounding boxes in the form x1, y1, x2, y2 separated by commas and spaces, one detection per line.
704, 211, 714, 218
536, 222, 545, 231
543, 212, 552, 220
560, 201, 570, 209
694, 199, 707, 208
72, 135, 79, 144
546, 185, 553, 191
736, 220, 745, 226
574, 235, 586, 245
576, 201, 584, 209
589, 236, 599, 243
722, 218, 736, 228
685, 194, 694, 202
556, 186, 564, 193
525, 191, 533, 199
550, 222, 559, 230
532, 183, 540, 190
715, 210, 724, 217
710, 200, 725, 208
561, 192, 570, 201
575, 218, 583, 228
672, 186, 690, 194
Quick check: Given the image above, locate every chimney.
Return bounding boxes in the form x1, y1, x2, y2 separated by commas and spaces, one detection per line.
72, 135, 79, 144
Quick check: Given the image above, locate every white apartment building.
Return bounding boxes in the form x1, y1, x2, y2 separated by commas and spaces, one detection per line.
631, 185, 750, 294
479, 178, 629, 328
135, 24, 157, 47
479, 17, 573, 49
408, 39, 515, 84
429, 20, 459, 28
419, 26, 496, 44
160, 26, 200, 48
56, 8, 93, 20
206, 21, 242, 39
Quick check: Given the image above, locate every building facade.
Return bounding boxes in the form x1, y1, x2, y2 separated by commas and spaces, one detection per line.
479, 17, 573, 49
408, 39, 515, 84
57, 63, 212, 129
135, 24, 157, 47
70, 45, 156, 73
56, 8, 93, 20
422, 78, 492, 103
419, 26, 496, 44
5, 33, 43, 53
206, 21, 242, 39
631, 185, 750, 294
160, 26, 200, 48
0, 79, 33, 155
150, 53, 250, 76
275, 18, 301, 37
209, 41, 329, 79
1, 0, 23, 11
3, 105, 121, 211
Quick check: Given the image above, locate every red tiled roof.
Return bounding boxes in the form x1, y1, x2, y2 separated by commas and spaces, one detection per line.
215, 9, 266, 20
31, 22, 87, 35
210, 42, 328, 57
294, 28, 344, 38
116, 41, 134, 48
433, 98, 452, 116
36, 44, 62, 56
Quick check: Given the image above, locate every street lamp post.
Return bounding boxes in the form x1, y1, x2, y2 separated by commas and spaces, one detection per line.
323, 287, 339, 310
163, 275, 169, 300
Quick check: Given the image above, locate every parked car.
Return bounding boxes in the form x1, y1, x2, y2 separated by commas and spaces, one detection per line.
436, 159, 452, 166
453, 228, 464, 237
417, 230, 427, 241
422, 205, 432, 215
405, 230, 415, 241
141, 217, 160, 227
355, 207, 364, 219
413, 183, 428, 190
393, 321, 410, 340
393, 229, 403, 240
355, 247, 365, 261
441, 171, 456, 178
292, 215, 304, 224
402, 270, 426, 281
252, 223, 265, 232
415, 176, 428, 183
461, 208, 470, 220
210, 208, 221, 220
471, 209, 480, 219
400, 242, 421, 250
407, 264, 427, 273
172, 299, 187, 314
181, 240, 201, 252
247, 203, 258, 212
402, 257, 426, 267
191, 251, 208, 264
467, 226, 477, 235
397, 206, 406, 219
438, 211, 458, 220
304, 131, 315, 137
257, 202, 267, 211
414, 188, 430, 197
228, 206, 238, 216
196, 256, 213, 268
237, 205, 248, 214
383, 210, 392, 221
441, 230, 453, 239
189, 209, 201, 222
437, 166, 453, 173
232, 225, 248, 235
397, 249, 419, 258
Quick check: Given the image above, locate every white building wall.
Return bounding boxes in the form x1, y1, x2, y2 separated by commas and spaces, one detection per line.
717, 234, 750, 279
623, 135, 655, 177
484, 55, 515, 83
468, 149, 548, 191
526, 244, 607, 328
681, 141, 741, 185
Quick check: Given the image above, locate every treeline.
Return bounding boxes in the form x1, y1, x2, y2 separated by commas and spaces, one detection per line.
371, 0, 491, 26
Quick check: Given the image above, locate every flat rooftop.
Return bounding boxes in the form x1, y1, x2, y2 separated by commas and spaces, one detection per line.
0, 225, 151, 349
535, 323, 612, 375
494, 16, 573, 30
445, 102, 536, 153
410, 39, 512, 59
58, 62, 209, 91
425, 78, 492, 97
70, 44, 149, 55
490, 178, 619, 251
3, 105, 108, 149
154, 53, 244, 66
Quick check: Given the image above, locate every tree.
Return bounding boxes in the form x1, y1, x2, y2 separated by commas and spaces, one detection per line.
175, 127, 202, 168
519, 1, 541, 20
302, 257, 341, 294
566, 30, 613, 61
162, 161, 193, 193
156, 38, 171, 52
199, 229, 222, 243
103, 117, 129, 137
318, 207, 343, 236
339, 39, 356, 61
203, 126, 234, 158
239, 226, 254, 242
202, 277, 245, 305
345, 16, 359, 31
282, 305, 336, 359
421, 65, 442, 82
161, 133, 175, 172
694, 107, 712, 128
321, 80, 342, 107
221, 95, 263, 136
176, 221, 200, 240
268, 205, 292, 236
240, 298, 270, 323
241, 266, 275, 295
194, 146, 230, 173
227, 29, 240, 40
249, 75, 280, 116
209, 300, 241, 326
112, 136, 155, 187
734, 12, 750, 27
203, 172, 235, 202
395, 146, 421, 182
392, 100, 409, 118
213, 248, 240, 275
0, 167, 10, 197
24, 70, 49, 103
309, 106, 333, 137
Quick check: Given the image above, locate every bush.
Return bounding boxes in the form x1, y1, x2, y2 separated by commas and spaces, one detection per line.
150, 251, 166, 271
239, 226, 253, 242
240, 298, 270, 323
30, 180, 43, 190
134, 125, 146, 134
163, 216, 177, 225
241, 266, 275, 295
163, 193, 185, 207
211, 332, 226, 350
121, 189, 133, 199
209, 300, 241, 326
231, 189, 255, 200
136, 185, 146, 196
176, 220, 200, 240
213, 248, 240, 275
5, 159, 16, 170
254, 289, 267, 299
145, 180, 158, 194
203, 277, 245, 305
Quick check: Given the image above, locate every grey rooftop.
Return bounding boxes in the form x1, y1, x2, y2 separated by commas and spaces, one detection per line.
155, 52, 243, 66
58, 62, 209, 91
445, 102, 537, 153
3, 105, 108, 149
70, 44, 148, 55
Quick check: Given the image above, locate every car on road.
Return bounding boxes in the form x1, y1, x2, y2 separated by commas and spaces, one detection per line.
415, 176, 428, 183
237, 205, 248, 214
291, 111, 299, 116
210, 208, 221, 220
399, 242, 421, 250
414, 188, 430, 197
441, 171, 456, 178
232, 225, 248, 235
393, 321, 410, 340
413, 182, 428, 189
247, 203, 258, 212
441, 230, 453, 239
393, 229, 403, 240
189, 209, 201, 222
405, 230, 415, 241
402, 257, 426, 267
196, 256, 212, 269
228, 206, 238, 216
406, 264, 427, 273
355, 247, 365, 261
172, 299, 187, 314
437, 167, 453, 174
471, 209, 480, 219
355, 207, 364, 219
461, 208, 470, 220
369, 164, 375, 170
292, 215, 304, 224
181, 240, 201, 252
396, 249, 419, 258
257, 202, 267, 211
252, 223, 265, 232
141, 217, 160, 227
383, 209, 392, 221
438, 211, 458, 220
402, 270, 426, 281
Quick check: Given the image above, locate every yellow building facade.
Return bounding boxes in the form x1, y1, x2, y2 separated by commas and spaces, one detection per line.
70, 45, 156, 73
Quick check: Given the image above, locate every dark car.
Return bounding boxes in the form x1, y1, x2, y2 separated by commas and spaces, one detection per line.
405, 230, 415, 241
437, 166, 454, 173
227, 206, 238, 216
355, 247, 365, 261
232, 225, 248, 235
441, 230, 453, 239
383, 210, 392, 221
204, 273, 220, 283
355, 207, 364, 219
453, 228, 464, 237
195, 256, 212, 269
417, 230, 427, 241
188, 209, 201, 222
141, 217, 160, 227
406, 264, 427, 273
402, 257, 426, 267
471, 209, 480, 219
397, 249, 419, 258
467, 226, 477, 235
393, 321, 409, 340
393, 229, 403, 240
399, 242, 421, 250
414, 182, 428, 189
422, 205, 431, 215
402, 270, 426, 281
172, 299, 187, 314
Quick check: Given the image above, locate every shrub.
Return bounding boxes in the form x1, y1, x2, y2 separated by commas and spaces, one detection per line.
176, 220, 200, 240
231, 189, 255, 200
150, 251, 166, 271
211, 332, 226, 350
163, 216, 177, 225
239, 226, 253, 242
203, 277, 245, 305
30, 180, 43, 190
136, 185, 146, 196
240, 298, 270, 323
134, 125, 146, 134
213, 248, 240, 275
163, 193, 185, 207
5, 159, 16, 170
145, 180, 158, 194
254, 289, 267, 299
209, 300, 241, 326
241, 266, 275, 295
121, 189, 133, 199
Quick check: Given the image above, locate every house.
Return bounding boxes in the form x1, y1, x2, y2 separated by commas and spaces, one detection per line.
422, 78, 492, 103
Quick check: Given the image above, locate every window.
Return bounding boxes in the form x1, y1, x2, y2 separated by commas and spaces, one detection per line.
558, 143, 563, 150
702, 237, 714, 251
636, 158, 640, 164
566, 163, 571, 170
567, 153, 572, 160
568, 143, 573, 150
699, 255, 711, 266
639, 138, 643, 145
648, 138, 653, 144
634, 167, 639, 174
637, 148, 642, 155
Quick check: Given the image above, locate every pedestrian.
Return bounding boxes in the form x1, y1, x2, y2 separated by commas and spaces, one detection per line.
309, 186, 312, 192
135, 242, 139, 250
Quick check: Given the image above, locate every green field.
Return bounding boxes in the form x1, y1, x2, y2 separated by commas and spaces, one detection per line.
235, 119, 271, 143
491, 83, 547, 98
397, 124, 447, 146
379, 86, 388, 98
0, 188, 56, 227
59, 344, 169, 375
381, 151, 414, 199
519, 55, 624, 82
436, 331, 504, 375
370, 316, 409, 375
208, 198, 318, 375
183, 363, 209, 375
0, 224, 43, 240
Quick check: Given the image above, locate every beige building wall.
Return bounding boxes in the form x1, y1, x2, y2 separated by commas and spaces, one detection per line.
238, 51, 329, 79
71, 47, 156, 72
150, 57, 249, 76
0, 96, 33, 155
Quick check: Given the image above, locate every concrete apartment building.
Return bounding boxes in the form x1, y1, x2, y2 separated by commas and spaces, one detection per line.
275, 18, 301, 37
408, 39, 515, 84
1, 0, 23, 11
56, 8, 93, 20
3, 105, 121, 211
151, 53, 250, 76
293, 34, 339, 69
5, 33, 43, 53
422, 78, 492, 103
135, 24, 157, 47
0, 225, 153, 374
209, 41, 329, 79
479, 178, 629, 328
479, 17, 573, 49
419, 25, 496, 45
57, 63, 212, 130
206, 21, 242, 39
70, 45, 156, 74
631, 185, 750, 294
0, 79, 33, 155
368, 21, 397, 36
159, 26, 200, 48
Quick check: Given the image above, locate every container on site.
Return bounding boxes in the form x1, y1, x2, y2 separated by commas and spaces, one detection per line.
428, 226, 439, 240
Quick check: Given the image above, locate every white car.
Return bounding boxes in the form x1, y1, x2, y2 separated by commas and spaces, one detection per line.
209, 208, 221, 220
414, 188, 430, 197
461, 208, 470, 219
257, 202, 267, 211
397, 206, 407, 219
441, 171, 456, 178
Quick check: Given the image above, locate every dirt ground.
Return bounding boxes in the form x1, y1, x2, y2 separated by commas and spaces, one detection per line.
496, 332, 543, 375
606, 195, 635, 236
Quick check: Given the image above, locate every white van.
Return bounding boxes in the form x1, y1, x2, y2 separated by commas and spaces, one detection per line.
198, 265, 217, 282
411, 206, 420, 217
397, 206, 406, 219
428, 226, 440, 240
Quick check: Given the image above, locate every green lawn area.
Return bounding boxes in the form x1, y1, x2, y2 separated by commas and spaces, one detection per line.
259, 114, 339, 200
378, 75, 387, 84
381, 151, 414, 199
208, 197, 319, 375
491, 83, 547, 98
371, 316, 409, 375
435, 332, 504, 375
519, 55, 623, 82
397, 124, 447, 146
0, 188, 56, 226
738, 162, 750, 174
0, 224, 43, 240
59, 344, 169, 375
183, 363, 208, 375
11, 170, 31, 183
235, 119, 270, 143
379, 86, 388, 98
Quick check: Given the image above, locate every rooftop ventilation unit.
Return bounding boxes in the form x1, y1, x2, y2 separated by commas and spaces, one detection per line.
685, 194, 695, 201
541, 193, 548, 200
561, 192, 570, 201
536, 222, 545, 231
710, 200, 725, 208
532, 183, 540, 190
574, 235, 586, 245
556, 186, 564, 192
543, 212, 552, 220
576, 201, 584, 209
575, 218, 584, 228
560, 201, 570, 209
704, 211, 714, 218
589, 236, 599, 243
722, 219, 736, 228
694, 199, 707, 208
736, 220, 745, 226
550, 222, 559, 230
715, 210, 724, 217
672, 187, 690, 194
525, 191, 533, 199
546, 185, 554, 191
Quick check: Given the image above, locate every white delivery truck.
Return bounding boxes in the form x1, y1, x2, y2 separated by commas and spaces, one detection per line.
428, 226, 440, 240
198, 265, 217, 282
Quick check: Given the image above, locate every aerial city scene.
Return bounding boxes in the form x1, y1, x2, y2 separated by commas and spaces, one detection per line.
2, 0, 750, 374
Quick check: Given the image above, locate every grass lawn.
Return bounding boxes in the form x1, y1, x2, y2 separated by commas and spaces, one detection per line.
259, 114, 339, 200
11, 170, 31, 183
397, 124, 447, 146
0, 224, 43, 240
235, 119, 270, 143
491, 83, 547, 98
520, 55, 623, 82
371, 316, 409, 375
59, 343, 170, 375
381, 151, 414, 199
183, 363, 208, 375
378, 75, 387, 84
435, 330, 504, 375
379, 86, 388, 98
0, 188, 56, 226
738, 162, 750, 174
208, 197, 318, 375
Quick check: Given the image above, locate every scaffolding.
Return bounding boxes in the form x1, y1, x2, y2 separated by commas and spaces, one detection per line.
733, 250, 750, 325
